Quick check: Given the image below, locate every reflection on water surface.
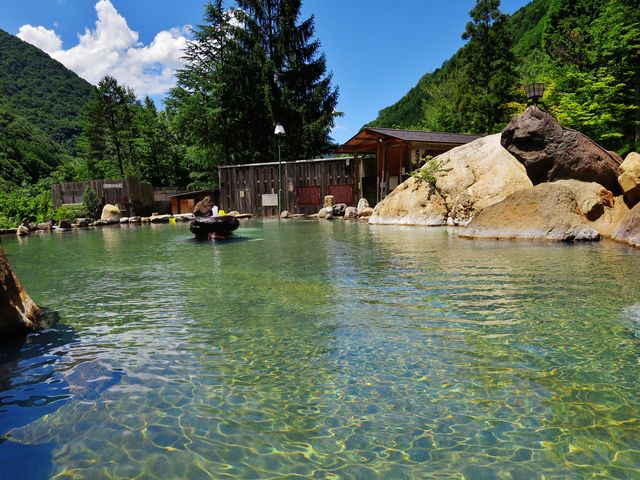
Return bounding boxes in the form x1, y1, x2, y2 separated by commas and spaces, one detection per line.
1, 220, 640, 479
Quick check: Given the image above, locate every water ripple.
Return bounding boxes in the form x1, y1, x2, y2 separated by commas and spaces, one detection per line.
1, 222, 640, 479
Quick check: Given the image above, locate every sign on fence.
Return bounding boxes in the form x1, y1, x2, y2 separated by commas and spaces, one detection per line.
261, 193, 278, 207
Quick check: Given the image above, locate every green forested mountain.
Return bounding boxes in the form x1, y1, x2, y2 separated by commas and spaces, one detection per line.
0, 29, 93, 149
369, 0, 548, 130
369, 0, 640, 155
0, 28, 93, 188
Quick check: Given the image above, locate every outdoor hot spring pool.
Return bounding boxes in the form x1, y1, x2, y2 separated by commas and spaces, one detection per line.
1, 220, 640, 479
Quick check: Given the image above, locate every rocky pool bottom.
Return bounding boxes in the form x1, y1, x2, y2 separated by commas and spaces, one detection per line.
1, 220, 640, 479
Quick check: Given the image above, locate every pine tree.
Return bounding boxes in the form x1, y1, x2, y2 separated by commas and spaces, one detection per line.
168, 0, 262, 174
457, 0, 517, 134
81, 76, 139, 178
82, 185, 100, 219
168, 0, 338, 171
134, 97, 187, 187
236, 0, 339, 159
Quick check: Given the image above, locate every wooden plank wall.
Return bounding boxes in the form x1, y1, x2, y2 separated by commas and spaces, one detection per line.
51, 177, 155, 215
219, 158, 359, 217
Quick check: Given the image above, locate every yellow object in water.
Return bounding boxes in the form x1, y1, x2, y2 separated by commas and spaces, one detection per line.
219, 210, 226, 216
169, 217, 176, 224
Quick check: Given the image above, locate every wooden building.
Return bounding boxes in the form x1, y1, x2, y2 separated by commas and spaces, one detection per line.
168, 189, 218, 215
217, 128, 480, 217
336, 127, 481, 204
51, 177, 155, 215
218, 157, 356, 217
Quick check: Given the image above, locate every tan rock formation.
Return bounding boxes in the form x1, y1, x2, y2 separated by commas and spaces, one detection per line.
369, 134, 532, 225
553, 180, 615, 220
358, 207, 374, 218
356, 198, 369, 213
368, 177, 448, 225
0, 249, 40, 337
612, 203, 640, 247
100, 203, 122, 222
460, 182, 601, 241
618, 152, 640, 205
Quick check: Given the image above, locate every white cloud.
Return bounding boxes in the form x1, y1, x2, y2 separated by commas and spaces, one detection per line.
17, 25, 63, 54
17, 0, 188, 98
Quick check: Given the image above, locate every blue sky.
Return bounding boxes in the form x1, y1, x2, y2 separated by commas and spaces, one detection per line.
0, 0, 530, 144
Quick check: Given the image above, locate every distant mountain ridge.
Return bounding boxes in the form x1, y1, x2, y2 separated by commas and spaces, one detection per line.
0, 28, 93, 185
0, 28, 93, 147
367, 0, 549, 130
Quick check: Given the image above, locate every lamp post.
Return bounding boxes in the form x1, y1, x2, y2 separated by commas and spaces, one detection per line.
524, 82, 545, 107
274, 123, 285, 214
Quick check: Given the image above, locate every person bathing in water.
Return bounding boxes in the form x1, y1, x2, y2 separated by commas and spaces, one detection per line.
191, 196, 228, 240
193, 196, 214, 217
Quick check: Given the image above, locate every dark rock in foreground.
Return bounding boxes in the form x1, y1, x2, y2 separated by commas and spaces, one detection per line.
501, 107, 622, 194
190, 215, 240, 239
0, 249, 40, 337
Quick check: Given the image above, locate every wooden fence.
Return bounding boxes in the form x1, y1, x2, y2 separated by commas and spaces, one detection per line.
51, 177, 155, 216
218, 157, 358, 216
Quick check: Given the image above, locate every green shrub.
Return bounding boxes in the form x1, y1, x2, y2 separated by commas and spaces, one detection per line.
0, 180, 55, 227
411, 156, 451, 187
82, 186, 100, 219
53, 205, 85, 223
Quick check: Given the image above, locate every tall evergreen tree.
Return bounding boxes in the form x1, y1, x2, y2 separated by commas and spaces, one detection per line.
458, 0, 517, 135
81, 76, 138, 178
235, 0, 339, 160
167, 0, 264, 178
168, 0, 338, 174
134, 97, 187, 187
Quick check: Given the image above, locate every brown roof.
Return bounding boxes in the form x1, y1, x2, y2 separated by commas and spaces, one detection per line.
168, 189, 216, 199
336, 127, 482, 154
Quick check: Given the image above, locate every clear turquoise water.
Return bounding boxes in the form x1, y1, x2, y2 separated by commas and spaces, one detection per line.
1, 220, 640, 479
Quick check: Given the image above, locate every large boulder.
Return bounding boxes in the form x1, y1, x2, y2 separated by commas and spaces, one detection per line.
551, 179, 629, 239
553, 180, 615, 221
75, 218, 91, 228
369, 177, 448, 225
318, 208, 331, 219
331, 203, 347, 217
37, 222, 52, 231
0, 249, 40, 337
460, 182, 603, 241
324, 195, 334, 208
501, 106, 622, 194
357, 198, 370, 213
358, 207, 374, 218
369, 134, 532, 225
618, 152, 640, 205
344, 207, 358, 219
101, 204, 122, 222
612, 203, 640, 247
